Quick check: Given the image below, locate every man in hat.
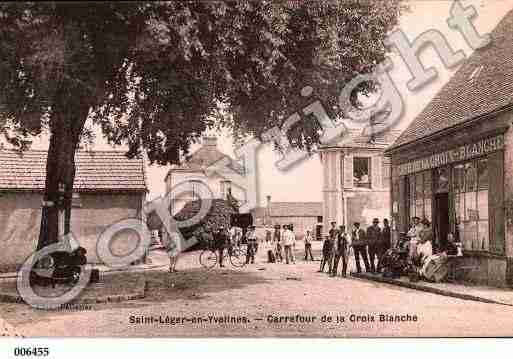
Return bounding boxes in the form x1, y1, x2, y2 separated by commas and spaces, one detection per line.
352, 222, 370, 273
282, 224, 296, 264
273, 224, 284, 262
366, 218, 382, 273
246, 225, 258, 264
214, 225, 230, 267
378, 218, 392, 271
331, 225, 350, 277
318, 232, 335, 273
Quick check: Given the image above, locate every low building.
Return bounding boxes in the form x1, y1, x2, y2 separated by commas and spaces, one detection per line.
165, 136, 247, 214
385, 10, 513, 287
0, 150, 148, 272
319, 129, 401, 232
251, 197, 322, 239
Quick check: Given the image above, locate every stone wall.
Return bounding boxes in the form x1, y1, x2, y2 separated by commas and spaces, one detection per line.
0, 192, 144, 272
346, 189, 391, 229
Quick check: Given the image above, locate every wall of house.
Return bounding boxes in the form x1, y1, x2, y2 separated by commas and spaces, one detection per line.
345, 189, 391, 229
0, 192, 144, 272
167, 171, 247, 215
321, 148, 391, 231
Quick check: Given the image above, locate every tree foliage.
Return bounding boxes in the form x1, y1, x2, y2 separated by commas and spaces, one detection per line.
0, 1, 403, 161
174, 199, 236, 242
0, 1, 402, 247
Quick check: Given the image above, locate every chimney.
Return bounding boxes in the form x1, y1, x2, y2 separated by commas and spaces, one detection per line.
203, 136, 218, 148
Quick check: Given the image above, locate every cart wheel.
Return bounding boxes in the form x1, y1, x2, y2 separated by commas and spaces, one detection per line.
229, 248, 246, 268
199, 250, 218, 270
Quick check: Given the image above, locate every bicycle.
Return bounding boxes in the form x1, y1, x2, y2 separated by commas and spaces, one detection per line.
199, 244, 247, 270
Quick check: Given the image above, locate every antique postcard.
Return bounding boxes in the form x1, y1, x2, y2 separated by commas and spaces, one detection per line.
1, 1, 513, 351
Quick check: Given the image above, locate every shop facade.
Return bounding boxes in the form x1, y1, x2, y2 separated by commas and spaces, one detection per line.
386, 111, 513, 287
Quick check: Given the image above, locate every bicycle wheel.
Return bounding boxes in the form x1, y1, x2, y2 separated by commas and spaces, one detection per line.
199, 250, 218, 270
229, 248, 246, 268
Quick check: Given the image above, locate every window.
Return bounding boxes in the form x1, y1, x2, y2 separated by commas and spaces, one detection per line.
406, 170, 432, 221
71, 193, 82, 208
452, 158, 489, 251
382, 158, 391, 188
220, 180, 232, 199
354, 157, 371, 188
189, 180, 202, 200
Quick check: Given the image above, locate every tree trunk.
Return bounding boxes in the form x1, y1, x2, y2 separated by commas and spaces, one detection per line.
37, 95, 89, 250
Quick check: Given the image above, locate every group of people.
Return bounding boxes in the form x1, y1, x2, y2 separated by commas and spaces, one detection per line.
263, 224, 298, 264
376, 215, 465, 283
317, 219, 392, 277
160, 214, 463, 283
198, 223, 298, 267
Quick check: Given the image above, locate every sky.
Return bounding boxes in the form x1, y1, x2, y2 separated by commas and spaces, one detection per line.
18, 0, 513, 205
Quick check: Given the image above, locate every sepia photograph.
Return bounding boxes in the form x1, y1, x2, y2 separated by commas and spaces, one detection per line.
1, 0, 513, 351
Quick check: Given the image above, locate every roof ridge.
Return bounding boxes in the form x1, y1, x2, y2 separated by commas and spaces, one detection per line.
389, 9, 513, 150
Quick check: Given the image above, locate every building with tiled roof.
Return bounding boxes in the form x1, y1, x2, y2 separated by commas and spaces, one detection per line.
385, 10, 513, 287
318, 127, 402, 233
251, 197, 323, 239
0, 150, 147, 192
165, 137, 247, 215
0, 149, 148, 272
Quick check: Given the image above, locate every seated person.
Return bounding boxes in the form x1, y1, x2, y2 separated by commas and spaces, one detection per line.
441, 233, 459, 256
416, 219, 433, 260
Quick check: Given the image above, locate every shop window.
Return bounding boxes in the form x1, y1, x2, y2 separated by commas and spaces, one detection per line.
406, 170, 432, 221
354, 157, 371, 188
452, 159, 489, 251
435, 167, 450, 193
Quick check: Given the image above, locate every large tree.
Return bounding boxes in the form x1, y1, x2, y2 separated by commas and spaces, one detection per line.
0, 1, 402, 250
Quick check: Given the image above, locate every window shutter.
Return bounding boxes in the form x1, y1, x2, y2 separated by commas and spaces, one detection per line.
371, 156, 382, 189
488, 151, 505, 255
344, 154, 353, 188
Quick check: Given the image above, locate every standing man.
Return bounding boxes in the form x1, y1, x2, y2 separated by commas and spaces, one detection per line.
215, 225, 230, 268
246, 225, 258, 264
331, 225, 350, 277
366, 218, 382, 273
378, 218, 392, 271
265, 226, 272, 244
162, 232, 180, 273
273, 224, 283, 262
352, 222, 370, 273
328, 221, 338, 242
318, 234, 335, 273
283, 225, 296, 264
304, 229, 314, 261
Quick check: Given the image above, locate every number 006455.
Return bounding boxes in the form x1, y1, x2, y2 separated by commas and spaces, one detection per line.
13, 347, 49, 357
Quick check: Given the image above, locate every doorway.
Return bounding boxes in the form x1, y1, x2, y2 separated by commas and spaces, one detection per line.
435, 193, 449, 250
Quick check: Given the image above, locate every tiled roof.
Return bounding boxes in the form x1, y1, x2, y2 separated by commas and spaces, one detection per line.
389, 10, 513, 150
253, 202, 322, 218
321, 129, 403, 150
0, 150, 147, 192
169, 143, 244, 175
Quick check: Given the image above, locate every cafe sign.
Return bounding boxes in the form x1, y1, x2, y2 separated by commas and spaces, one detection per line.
399, 134, 504, 176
